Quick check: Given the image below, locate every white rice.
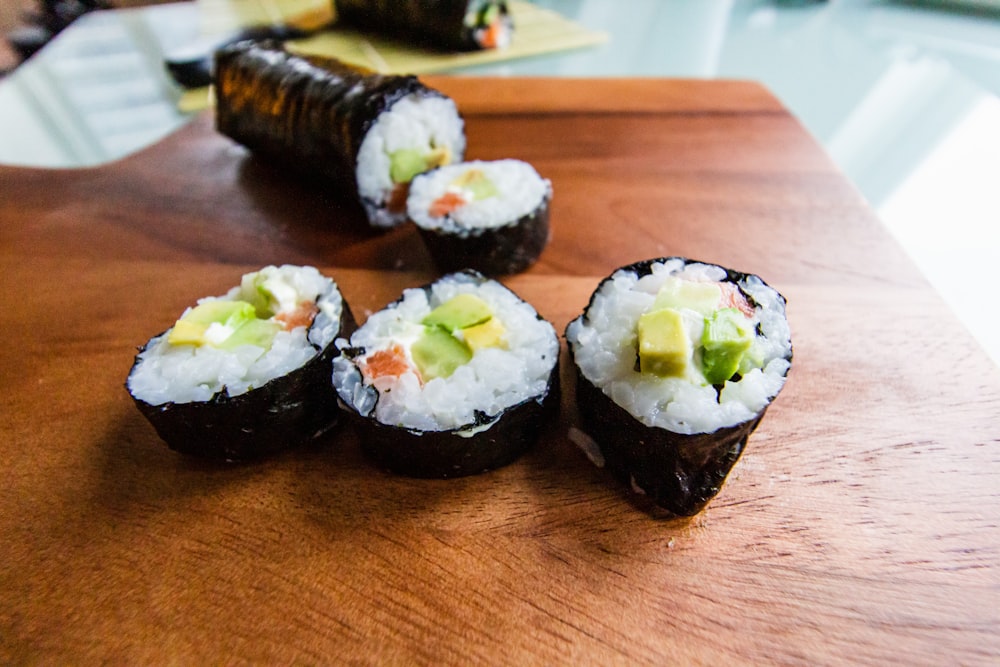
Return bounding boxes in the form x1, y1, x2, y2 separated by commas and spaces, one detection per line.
355, 93, 466, 227
128, 265, 343, 406
334, 273, 558, 432
565, 259, 791, 435
407, 159, 551, 233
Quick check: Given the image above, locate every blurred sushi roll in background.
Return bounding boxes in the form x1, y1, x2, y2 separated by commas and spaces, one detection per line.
335, 0, 514, 51
214, 40, 466, 229
407, 159, 552, 275
127, 265, 355, 461
333, 270, 559, 477
565, 257, 792, 515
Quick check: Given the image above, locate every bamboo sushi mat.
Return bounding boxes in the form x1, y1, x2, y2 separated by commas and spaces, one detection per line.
179, 0, 608, 111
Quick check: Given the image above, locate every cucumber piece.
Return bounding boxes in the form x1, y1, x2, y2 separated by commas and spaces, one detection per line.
702, 308, 754, 384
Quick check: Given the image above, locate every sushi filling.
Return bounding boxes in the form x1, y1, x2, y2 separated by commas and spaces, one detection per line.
407, 160, 551, 234
334, 274, 557, 433
355, 94, 466, 227
466, 1, 513, 49
128, 265, 343, 405
566, 259, 791, 435
635, 275, 760, 385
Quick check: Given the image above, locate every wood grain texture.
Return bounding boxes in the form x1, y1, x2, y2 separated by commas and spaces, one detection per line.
1, 78, 998, 665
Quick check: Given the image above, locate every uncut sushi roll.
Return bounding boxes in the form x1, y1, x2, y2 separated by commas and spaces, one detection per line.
407, 160, 552, 275
333, 270, 559, 477
336, 0, 513, 51
565, 258, 792, 516
127, 265, 355, 461
214, 40, 466, 229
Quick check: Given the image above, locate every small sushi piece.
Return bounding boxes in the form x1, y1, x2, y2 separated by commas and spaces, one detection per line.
214, 40, 466, 229
126, 265, 355, 461
407, 160, 552, 275
336, 0, 514, 51
565, 257, 792, 515
332, 270, 559, 477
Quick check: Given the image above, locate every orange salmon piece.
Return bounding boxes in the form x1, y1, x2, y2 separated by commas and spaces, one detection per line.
429, 191, 467, 217
719, 282, 755, 319
275, 302, 319, 331
361, 345, 413, 381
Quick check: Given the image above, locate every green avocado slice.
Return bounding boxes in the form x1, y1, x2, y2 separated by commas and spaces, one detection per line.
702, 308, 755, 384
219, 318, 283, 350
422, 294, 494, 333
389, 148, 427, 184
651, 277, 722, 316
411, 326, 473, 380
451, 169, 499, 201
167, 299, 281, 350
637, 307, 691, 378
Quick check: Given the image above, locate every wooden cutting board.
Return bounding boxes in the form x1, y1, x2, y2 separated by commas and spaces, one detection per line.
1, 77, 997, 664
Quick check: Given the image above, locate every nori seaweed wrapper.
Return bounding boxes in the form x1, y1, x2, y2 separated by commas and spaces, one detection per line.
213, 40, 454, 228
333, 270, 559, 477
128, 297, 357, 462
336, 0, 513, 51
566, 257, 792, 516
570, 363, 762, 516
339, 362, 559, 478
415, 195, 550, 276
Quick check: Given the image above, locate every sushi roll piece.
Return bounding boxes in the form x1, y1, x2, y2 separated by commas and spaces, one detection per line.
407, 159, 552, 275
336, 0, 514, 51
126, 265, 356, 461
565, 258, 792, 516
214, 40, 466, 229
332, 270, 559, 477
